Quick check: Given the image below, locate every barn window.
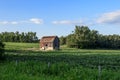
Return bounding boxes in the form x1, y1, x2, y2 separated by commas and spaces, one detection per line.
45, 44, 48, 47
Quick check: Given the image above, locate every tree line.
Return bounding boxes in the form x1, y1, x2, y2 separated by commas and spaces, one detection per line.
60, 26, 120, 49
0, 31, 39, 43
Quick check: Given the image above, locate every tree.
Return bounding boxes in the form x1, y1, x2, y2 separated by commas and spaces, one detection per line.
60, 36, 66, 45
0, 31, 39, 43
66, 34, 77, 48
74, 26, 91, 48
67, 26, 99, 49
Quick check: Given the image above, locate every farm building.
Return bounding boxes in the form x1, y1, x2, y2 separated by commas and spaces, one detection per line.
40, 36, 60, 50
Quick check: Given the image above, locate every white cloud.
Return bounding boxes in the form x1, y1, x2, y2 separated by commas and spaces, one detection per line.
52, 20, 83, 25
29, 18, 43, 24
0, 21, 9, 25
0, 18, 43, 25
11, 21, 18, 25
97, 10, 120, 24
0, 21, 19, 25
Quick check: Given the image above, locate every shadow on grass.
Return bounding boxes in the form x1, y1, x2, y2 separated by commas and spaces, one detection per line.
5, 48, 120, 55
4, 50, 120, 70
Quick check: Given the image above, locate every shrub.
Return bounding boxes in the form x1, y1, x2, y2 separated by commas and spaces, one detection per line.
0, 41, 5, 60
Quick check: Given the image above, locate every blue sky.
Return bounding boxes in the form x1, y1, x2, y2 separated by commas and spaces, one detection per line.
0, 0, 120, 38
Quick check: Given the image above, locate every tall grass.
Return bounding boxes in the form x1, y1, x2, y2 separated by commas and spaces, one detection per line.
0, 61, 120, 80
1, 42, 120, 80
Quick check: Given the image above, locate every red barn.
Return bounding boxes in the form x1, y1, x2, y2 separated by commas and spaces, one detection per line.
40, 36, 59, 50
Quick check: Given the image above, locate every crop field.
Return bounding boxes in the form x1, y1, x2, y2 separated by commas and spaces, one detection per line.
0, 42, 120, 80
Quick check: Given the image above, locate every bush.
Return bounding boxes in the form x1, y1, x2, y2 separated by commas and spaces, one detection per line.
0, 41, 5, 60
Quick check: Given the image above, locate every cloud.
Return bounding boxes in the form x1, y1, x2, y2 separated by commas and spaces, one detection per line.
0, 21, 9, 25
0, 21, 19, 25
52, 20, 83, 25
97, 10, 120, 24
29, 18, 43, 24
0, 18, 43, 25
11, 21, 18, 25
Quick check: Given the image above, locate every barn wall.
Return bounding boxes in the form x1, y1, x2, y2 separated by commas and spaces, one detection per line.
40, 47, 54, 50
53, 37, 60, 50
40, 36, 60, 50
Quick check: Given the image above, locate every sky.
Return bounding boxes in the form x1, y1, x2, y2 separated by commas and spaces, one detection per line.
0, 0, 120, 38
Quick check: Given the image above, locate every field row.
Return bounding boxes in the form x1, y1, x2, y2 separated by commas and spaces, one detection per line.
5, 54, 120, 70
0, 61, 120, 80
1, 42, 120, 80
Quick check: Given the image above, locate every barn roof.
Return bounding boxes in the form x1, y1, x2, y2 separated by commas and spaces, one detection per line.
40, 36, 57, 42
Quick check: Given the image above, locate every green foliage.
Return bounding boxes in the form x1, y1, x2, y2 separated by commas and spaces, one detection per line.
0, 31, 38, 43
97, 34, 120, 49
64, 25, 120, 49
1, 42, 120, 80
0, 41, 5, 60
67, 26, 98, 49
59, 36, 66, 45
1, 56, 120, 80
66, 34, 76, 48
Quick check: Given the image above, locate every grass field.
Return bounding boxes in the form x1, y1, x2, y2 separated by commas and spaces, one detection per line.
0, 42, 120, 80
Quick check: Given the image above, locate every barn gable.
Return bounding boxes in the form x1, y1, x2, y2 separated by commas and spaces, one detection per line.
40, 36, 59, 50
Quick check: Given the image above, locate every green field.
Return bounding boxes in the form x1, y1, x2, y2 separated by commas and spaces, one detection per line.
0, 42, 120, 80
